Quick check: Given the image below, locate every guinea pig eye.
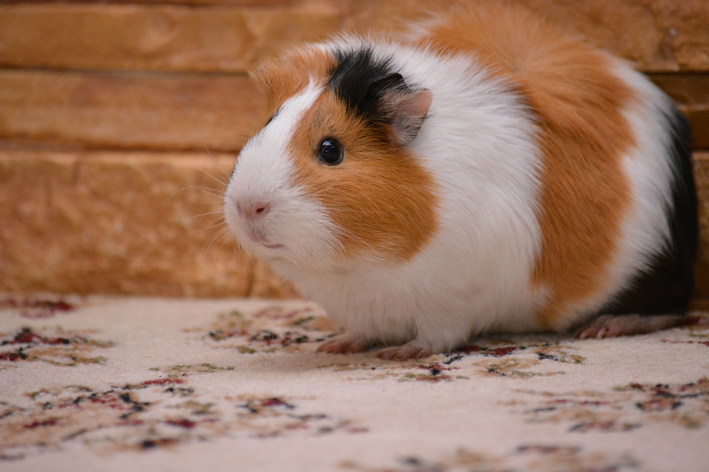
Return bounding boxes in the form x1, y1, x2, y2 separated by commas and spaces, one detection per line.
318, 138, 344, 166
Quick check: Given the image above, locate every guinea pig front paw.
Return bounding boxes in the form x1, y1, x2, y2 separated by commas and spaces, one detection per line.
376, 341, 432, 361
573, 314, 684, 339
316, 333, 372, 354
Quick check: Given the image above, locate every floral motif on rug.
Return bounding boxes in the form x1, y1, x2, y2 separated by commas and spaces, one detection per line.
1, 297, 708, 471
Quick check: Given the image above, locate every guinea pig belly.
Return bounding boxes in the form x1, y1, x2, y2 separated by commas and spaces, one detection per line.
270, 228, 545, 353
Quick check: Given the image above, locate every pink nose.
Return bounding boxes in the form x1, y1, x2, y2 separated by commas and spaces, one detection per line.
236, 201, 270, 219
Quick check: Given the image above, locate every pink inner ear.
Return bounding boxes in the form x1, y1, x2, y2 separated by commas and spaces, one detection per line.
403, 89, 433, 119
390, 89, 433, 146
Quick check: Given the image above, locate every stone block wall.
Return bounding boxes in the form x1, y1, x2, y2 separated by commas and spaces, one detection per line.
1, 0, 708, 300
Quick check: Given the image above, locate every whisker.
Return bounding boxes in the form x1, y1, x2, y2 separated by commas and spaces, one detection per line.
166, 181, 225, 204
233, 235, 241, 258
192, 189, 225, 199
205, 226, 232, 253
205, 218, 227, 232
163, 185, 196, 203
188, 210, 225, 220
204, 146, 236, 182
192, 165, 228, 189
214, 230, 235, 253
186, 217, 226, 236
331, 223, 378, 254
295, 191, 386, 216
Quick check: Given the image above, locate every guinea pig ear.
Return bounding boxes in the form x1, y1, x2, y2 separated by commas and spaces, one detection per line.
370, 74, 432, 146
248, 59, 280, 96
387, 88, 433, 146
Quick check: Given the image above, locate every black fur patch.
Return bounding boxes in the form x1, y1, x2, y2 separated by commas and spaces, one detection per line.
327, 47, 410, 131
602, 108, 698, 316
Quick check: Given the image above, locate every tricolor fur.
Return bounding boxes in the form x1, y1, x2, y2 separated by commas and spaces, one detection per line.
223, 3, 697, 356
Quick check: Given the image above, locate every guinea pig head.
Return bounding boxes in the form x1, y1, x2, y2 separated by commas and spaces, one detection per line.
224, 46, 438, 271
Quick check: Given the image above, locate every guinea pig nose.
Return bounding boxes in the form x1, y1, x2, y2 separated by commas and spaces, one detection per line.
237, 200, 270, 219
254, 202, 270, 217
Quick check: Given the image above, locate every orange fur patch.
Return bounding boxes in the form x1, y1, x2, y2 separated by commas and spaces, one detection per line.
416, 3, 635, 328
250, 47, 336, 120
288, 89, 439, 264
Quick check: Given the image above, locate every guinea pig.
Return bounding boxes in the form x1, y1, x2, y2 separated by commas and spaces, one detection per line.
223, 2, 698, 360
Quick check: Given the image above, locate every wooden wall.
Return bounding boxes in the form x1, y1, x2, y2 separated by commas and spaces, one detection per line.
1, 0, 708, 300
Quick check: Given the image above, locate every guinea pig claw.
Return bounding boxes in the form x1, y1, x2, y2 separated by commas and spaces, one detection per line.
573, 314, 684, 340
377, 343, 432, 361
573, 315, 613, 339
316, 334, 371, 354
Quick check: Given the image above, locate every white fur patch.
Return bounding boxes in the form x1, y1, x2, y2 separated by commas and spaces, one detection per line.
224, 83, 340, 269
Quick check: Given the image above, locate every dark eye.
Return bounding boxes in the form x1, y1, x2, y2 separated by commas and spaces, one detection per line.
318, 138, 344, 166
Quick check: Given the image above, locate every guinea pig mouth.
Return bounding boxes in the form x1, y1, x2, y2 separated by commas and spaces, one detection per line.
242, 227, 283, 249
261, 243, 284, 249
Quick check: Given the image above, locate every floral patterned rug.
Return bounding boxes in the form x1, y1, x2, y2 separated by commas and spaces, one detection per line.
1, 296, 708, 471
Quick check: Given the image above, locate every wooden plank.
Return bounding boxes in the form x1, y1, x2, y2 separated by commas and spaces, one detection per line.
0, 70, 267, 151
1, 1, 708, 73
692, 152, 709, 300
650, 74, 709, 150
0, 150, 258, 297
1, 149, 708, 299
0, 0, 308, 5
344, 0, 709, 73
0, 2, 344, 73
0, 68, 705, 157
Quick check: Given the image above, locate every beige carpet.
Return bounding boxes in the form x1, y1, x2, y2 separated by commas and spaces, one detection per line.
1, 296, 708, 471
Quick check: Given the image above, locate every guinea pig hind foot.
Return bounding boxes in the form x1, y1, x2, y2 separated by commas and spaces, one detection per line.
377, 341, 433, 361
573, 314, 684, 340
316, 333, 373, 355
